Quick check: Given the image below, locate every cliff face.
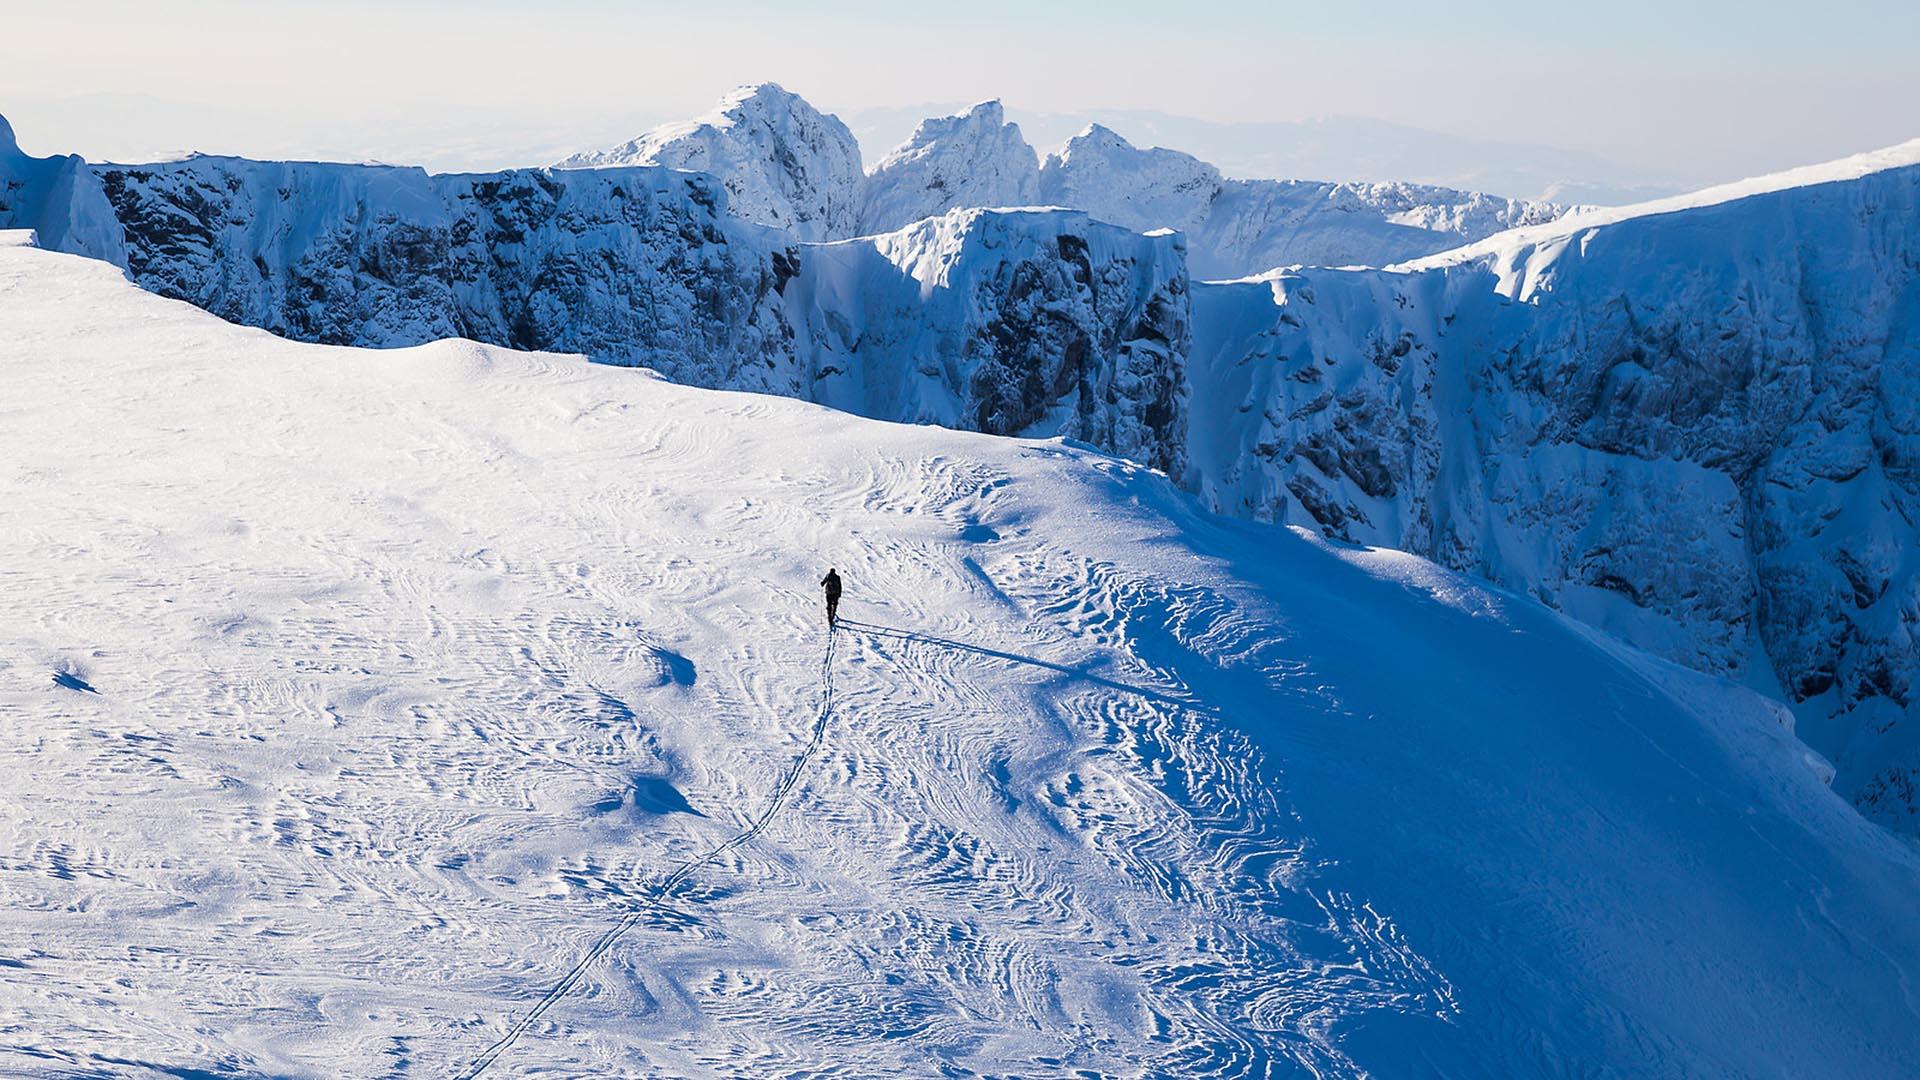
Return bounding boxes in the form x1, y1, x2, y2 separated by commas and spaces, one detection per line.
786, 208, 1191, 476
555, 83, 865, 242
1188, 152, 1920, 829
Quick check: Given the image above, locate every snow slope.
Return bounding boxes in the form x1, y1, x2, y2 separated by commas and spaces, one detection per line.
554, 84, 864, 242
5, 236, 1920, 1078
1189, 140, 1920, 831
13, 105, 1920, 835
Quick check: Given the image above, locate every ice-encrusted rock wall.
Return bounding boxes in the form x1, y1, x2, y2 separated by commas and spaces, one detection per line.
787, 208, 1191, 476
1188, 150, 1920, 829
65, 155, 803, 390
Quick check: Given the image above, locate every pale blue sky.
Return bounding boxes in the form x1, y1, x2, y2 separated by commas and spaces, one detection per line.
3, 0, 1913, 189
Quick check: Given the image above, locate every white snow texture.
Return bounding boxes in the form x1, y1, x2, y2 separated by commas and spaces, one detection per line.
3, 237, 1918, 1078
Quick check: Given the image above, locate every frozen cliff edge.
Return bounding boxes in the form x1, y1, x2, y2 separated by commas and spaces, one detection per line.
1189, 139, 1920, 828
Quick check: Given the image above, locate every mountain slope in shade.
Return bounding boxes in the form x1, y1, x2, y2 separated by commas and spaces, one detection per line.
1036, 124, 1569, 277
4, 234, 1918, 1078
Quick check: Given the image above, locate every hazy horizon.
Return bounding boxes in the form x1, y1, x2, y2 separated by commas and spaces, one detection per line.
5, 0, 1915, 199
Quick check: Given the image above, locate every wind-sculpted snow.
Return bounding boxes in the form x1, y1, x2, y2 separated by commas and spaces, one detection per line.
556, 83, 864, 242
1189, 144, 1920, 831
5, 239, 1918, 1078
859, 101, 1040, 235
784, 207, 1191, 477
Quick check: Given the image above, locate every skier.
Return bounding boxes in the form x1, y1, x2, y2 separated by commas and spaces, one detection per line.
821, 568, 842, 628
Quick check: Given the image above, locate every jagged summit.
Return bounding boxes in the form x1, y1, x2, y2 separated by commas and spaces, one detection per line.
548, 88, 1572, 271
557, 83, 863, 241
1039, 124, 1224, 234
859, 100, 1040, 234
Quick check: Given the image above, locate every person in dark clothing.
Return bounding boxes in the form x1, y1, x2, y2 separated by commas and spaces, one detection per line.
821, 568, 842, 628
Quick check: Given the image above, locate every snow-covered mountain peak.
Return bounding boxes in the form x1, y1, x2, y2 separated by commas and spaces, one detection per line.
860, 101, 1040, 234
1038, 124, 1223, 234
555, 83, 863, 241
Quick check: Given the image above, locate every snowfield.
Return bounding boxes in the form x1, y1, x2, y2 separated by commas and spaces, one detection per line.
4, 235, 1919, 1078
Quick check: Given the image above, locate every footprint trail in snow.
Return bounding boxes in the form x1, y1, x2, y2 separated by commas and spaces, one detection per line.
458, 633, 841, 1079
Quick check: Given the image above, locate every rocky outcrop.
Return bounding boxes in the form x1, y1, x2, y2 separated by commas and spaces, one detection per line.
860, 101, 1040, 234
1188, 149, 1920, 830
555, 83, 864, 242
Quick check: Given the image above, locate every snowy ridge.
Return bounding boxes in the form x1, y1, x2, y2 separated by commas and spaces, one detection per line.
5, 239, 1919, 1077
14, 103, 1920, 831
562, 87, 1572, 274
1037, 123, 1223, 234
555, 83, 865, 241
1394, 136, 1920, 278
